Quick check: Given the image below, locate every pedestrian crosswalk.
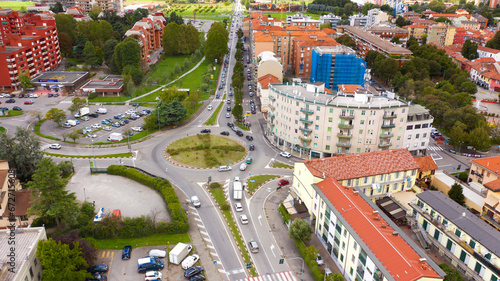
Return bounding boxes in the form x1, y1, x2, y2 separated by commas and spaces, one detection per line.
236, 271, 296, 281
427, 145, 444, 151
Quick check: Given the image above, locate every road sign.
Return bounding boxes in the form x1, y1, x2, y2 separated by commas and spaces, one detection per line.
279, 258, 284, 264
246, 262, 252, 268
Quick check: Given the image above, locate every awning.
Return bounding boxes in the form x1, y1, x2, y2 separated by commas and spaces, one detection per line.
485, 194, 499, 208
377, 197, 407, 220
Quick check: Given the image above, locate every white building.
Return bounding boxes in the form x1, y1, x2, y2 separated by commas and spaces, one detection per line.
403, 104, 434, 156
349, 14, 368, 27
478, 46, 500, 61
0, 227, 47, 281
366, 8, 389, 28
287, 12, 321, 28
319, 13, 342, 28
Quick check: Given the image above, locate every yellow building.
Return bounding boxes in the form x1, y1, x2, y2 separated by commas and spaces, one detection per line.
406, 24, 428, 41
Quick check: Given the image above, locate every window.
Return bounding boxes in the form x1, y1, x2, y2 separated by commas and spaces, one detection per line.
30, 267, 34, 278
342, 242, 346, 249
415, 124, 421, 129
423, 133, 427, 138
360, 120, 365, 125
329, 108, 333, 113
421, 142, 425, 146
422, 123, 429, 128
316, 116, 320, 120
474, 261, 482, 274
359, 129, 363, 134
327, 127, 332, 132
315, 125, 319, 130
314, 134, 318, 138
326, 136, 331, 140
408, 135, 411, 140
416, 134, 420, 138
407, 125, 413, 130
361, 110, 366, 115
328, 117, 333, 122
340, 254, 344, 262
316, 106, 320, 111
326, 145, 330, 150
314, 143, 318, 148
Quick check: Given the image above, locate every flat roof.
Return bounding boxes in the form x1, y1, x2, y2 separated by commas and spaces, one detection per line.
340, 25, 412, 55
417, 191, 500, 257
314, 45, 356, 55
315, 179, 443, 281
83, 79, 123, 90
31, 71, 88, 84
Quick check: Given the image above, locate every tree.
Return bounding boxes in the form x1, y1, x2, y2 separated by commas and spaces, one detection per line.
326, 274, 345, 281
435, 16, 452, 24
111, 37, 141, 74
58, 32, 73, 55
46, 108, 67, 126
373, 56, 399, 84
395, 16, 408, 27
391, 36, 401, 44
159, 87, 188, 104
205, 30, 228, 64
305, 245, 319, 260
37, 238, 90, 281
83, 41, 100, 68
17, 73, 33, 92
429, 0, 446, 12
73, 33, 88, 60
0, 127, 42, 182
439, 264, 464, 281
68, 97, 87, 114
103, 39, 118, 66
421, 34, 428, 45
122, 65, 143, 85
50, 1, 64, 13
90, 4, 102, 15
468, 125, 490, 151
406, 36, 418, 48
27, 158, 79, 229
52, 229, 97, 267
448, 121, 467, 149
163, 22, 181, 56
67, 129, 81, 142
208, 22, 229, 41
232, 103, 243, 122
448, 184, 465, 206
365, 50, 380, 69
30, 110, 44, 122
288, 218, 312, 242
335, 34, 356, 48
461, 39, 479, 60
486, 30, 500, 50
320, 23, 331, 30
163, 98, 187, 126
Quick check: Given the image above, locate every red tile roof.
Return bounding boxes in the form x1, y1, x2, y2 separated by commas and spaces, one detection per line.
322, 28, 337, 34
338, 84, 362, 93
472, 156, 500, 175
405, 24, 428, 29
295, 35, 338, 47
258, 74, 281, 89
303, 149, 419, 181
414, 156, 438, 172
286, 25, 320, 31
484, 178, 500, 191
478, 46, 500, 54
315, 178, 443, 281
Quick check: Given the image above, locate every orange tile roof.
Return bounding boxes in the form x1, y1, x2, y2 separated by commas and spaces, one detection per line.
322, 28, 337, 34
478, 46, 500, 54
414, 156, 438, 172
429, 42, 445, 50
484, 178, 500, 191
422, 10, 438, 14
472, 156, 500, 175
258, 74, 281, 89
270, 30, 288, 36
254, 33, 274, 42
433, 13, 464, 18
455, 56, 468, 62
296, 36, 338, 47
303, 149, 419, 181
286, 25, 320, 31
290, 30, 328, 37
315, 178, 443, 281
338, 84, 362, 93
477, 57, 496, 63
455, 27, 466, 32
405, 24, 428, 28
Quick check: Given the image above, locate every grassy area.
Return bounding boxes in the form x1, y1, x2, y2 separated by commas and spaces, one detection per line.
34, 119, 61, 141
209, 183, 257, 276
0, 127, 4, 132
0, 1, 32, 9
88, 233, 191, 250
0, 110, 23, 118
66, 58, 84, 65
279, 203, 291, 224
264, 11, 320, 20
173, 59, 220, 101
167, 134, 245, 168
235, 121, 250, 131
271, 161, 293, 169
205, 103, 223, 125
149, 55, 192, 82
44, 152, 133, 158
92, 128, 154, 145
163, 3, 234, 18
88, 95, 134, 103
295, 240, 326, 281
247, 175, 280, 193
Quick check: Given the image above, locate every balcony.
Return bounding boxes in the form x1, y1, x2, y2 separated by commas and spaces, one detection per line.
378, 143, 392, 148
299, 127, 312, 133
8, 64, 16, 69
337, 133, 352, 138
339, 114, 355, 119
299, 118, 313, 124
380, 132, 393, 138
44, 62, 49, 66
6, 58, 13, 62
381, 123, 395, 128
269, 95, 276, 101
383, 114, 397, 119
300, 108, 314, 114
338, 124, 353, 129
268, 104, 275, 111
299, 135, 311, 142
29, 68, 35, 73
41, 46, 47, 50
337, 142, 351, 148
29, 63, 34, 67
10, 76, 16, 80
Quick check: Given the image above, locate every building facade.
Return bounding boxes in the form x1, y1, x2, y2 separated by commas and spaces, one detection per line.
310, 46, 366, 91
124, 17, 164, 62
403, 105, 434, 156
0, 9, 61, 91
368, 26, 409, 42
292, 35, 338, 78
366, 8, 389, 28
266, 83, 411, 158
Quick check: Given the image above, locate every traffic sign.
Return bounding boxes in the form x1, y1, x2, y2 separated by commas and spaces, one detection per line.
279, 258, 284, 264
246, 262, 252, 268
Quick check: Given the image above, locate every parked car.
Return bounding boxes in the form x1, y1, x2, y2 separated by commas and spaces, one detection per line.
181, 254, 200, 270
5, 99, 15, 103
236, 130, 243, 137
246, 136, 253, 141
280, 152, 291, 158
189, 274, 205, 281
89, 113, 99, 118
12, 106, 22, 111
239, 163, 247, 171
148, 249, 167, 258
112, 122, 121, 128
218, 166, 232, 172
103, 126, 111, 131
240, 214, 249, 224
81, 116, 90, 121
24, 100, 33, 105
88, 264, 109, 273
131, 127, 143, 132
101, 120, 110, 125
119, 120, 126, 126
48, 144, 61, 149
249, 145, 255, 151
87, 133, 97, 138
145, 271, 162, 281
200, 129, 211, 133
53, 93, 59, 97
248, 241, 259, 253
91, 124, 101, 129
234, 202, 243, 212
48, 93, 54, 97
220, 131, 229, 136
278, 179, 290, 186
315, 255, 324, 265
191, 196, 201, 208
184, 266, 204, 279
121, 246, 132, 260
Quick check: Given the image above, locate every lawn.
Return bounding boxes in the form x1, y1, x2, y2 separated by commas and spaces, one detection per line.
264, 11, 320, 20
163, 3, 234, 18
0, 110, 23, 118
0, 1, 33, 9
166, 134, 245, 168
88, 95, 133, 103
271, 161, 293, 169
88, 233, 191, 250
205, 102, 224, 125
173, 59, 220, 101
247, 174, 279, 193
44, 152, 133, 158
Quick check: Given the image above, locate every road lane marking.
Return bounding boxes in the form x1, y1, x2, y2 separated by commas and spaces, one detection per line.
227, 268, 245, 275
258, 215, 262, 226
270, 244, 276, 257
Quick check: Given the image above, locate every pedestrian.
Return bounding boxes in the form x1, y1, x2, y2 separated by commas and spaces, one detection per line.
119, 159, 122, 164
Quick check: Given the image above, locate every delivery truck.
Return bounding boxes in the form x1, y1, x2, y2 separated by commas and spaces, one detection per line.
169, 243, 192, 265
74, 107, 89, 118
107, 132, 122, 142
233, 177, 243, 200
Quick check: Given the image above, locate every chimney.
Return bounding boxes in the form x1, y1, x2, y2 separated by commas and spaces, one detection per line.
353, 191, 359, 195
372, 211, 378, 215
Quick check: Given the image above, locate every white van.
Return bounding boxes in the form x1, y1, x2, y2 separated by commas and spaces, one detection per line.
97, 108, 107, 114
65, 120, 77, 127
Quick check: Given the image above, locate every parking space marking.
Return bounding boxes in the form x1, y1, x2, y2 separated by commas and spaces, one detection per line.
194, 217, 202, 222
197, 224, 204, 228
211, 251, 218, 257
207, 244, 215, 249
189, 206, 197, 211
200, 230, 208, 236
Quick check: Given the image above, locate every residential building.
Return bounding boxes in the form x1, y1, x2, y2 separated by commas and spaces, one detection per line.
456, 9, 470, 16
321, 28, 337, 39
0, 9, 61, 91
30, 71, 89, 93
427, 23, 451, 47
319, 13, 341, 28
0, 227, 47, 281
253, 31, 274, 60
349, 14, 368, 27
471, 14, 488, 29
406, 24, 428, 42
454, 27, 466, 44
256, 51, 283, 82
257, 73, 281, 113
80, 75, 124, 96
269, 29, 289, 69
310, 45, 366, 91
368, 26, 409, 42
402, 105, 434, 156
286, 26, 325, 68
421, 10, 439, 19
491, 0, 498, 9
409, 18, 438, 28
0, 161, 34, 228
65, 6, 92, 21
366, 8, 389, 28
124, 17, 165, 62
478, 46, 500, 61
401, 11, 422, 21
266, 82, 411, 157
337, 26, 412, 64
310, 178, 444, 281
73, 0, 122, 13
411, 191, 500, 281
292, 35, 338, 78
461, 20, 481, 31
288, 12, 320, 28
414, 156, 438, 182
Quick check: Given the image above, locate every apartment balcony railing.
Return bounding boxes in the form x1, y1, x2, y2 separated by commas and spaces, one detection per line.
269, 95, 276, 101
299, 118, 313, 124
299, 127, 312, 133
339, 114, 355, 119
300, 108, 314, 114
383, 114, 397, 119
338, 124, 353, 129
337, 142, 351, 148
381, 123, 395, 128
380, 132, 394, 138
299, 135, 311, 142
337, 133, 352, 138
378, 143, 392, 148
8, 64, 16, 69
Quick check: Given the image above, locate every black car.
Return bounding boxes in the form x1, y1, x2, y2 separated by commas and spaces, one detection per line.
12, 106, 22, 111
190, 275, 206, 281
249, 144, 255, 151
89, 113, 99, 118
131, 103, 139, 107
227, 122, 234, 128
227, 106, 231, 112
122, 245, 131, 260
246, 136, 253, 141
18, 94, 24, 98
54, 93, 59, 97
220, 131, 230, 136
200, 129, 211, 133
123, 119, 129, 124
184, 266, 204, 279
88, 264, 108, 273
48, 93, 54, 97
119, 120, 126, 126
5, 99, 15, 103
236, 130, 243, 137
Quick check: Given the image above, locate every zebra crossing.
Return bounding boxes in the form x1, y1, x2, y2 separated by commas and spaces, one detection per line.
235, 271, 296, 281
427, 145, 444, 151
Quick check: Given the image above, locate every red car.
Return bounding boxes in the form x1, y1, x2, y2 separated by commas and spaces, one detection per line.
278, 179, 289, 186
24, 101, 33, 105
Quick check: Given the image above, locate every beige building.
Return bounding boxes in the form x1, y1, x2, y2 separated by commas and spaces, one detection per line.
256, 51, 283, 82
403, 104, 434, 156
0, 227, 46, 281
74, 0, 123, 14
0, 161, 33, 229
428, 23, 449, 46
267, 83, 411, 158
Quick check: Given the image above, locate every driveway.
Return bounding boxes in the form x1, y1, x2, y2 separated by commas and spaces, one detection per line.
66, 166, 169, 221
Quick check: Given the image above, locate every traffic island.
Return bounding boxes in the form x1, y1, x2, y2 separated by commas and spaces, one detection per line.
246, 175, 281, 195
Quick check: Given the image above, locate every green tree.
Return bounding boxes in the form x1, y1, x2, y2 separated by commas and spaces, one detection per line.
83, 41, 100, 68
468, 125, 490, 151
335, 34, 356, 48
17, 73, 33, 92
421, 34, 428, 45
52, 229, 97, 266
183, 24, 200, 55
37, 239, 90, 281
365, 50, 380, 69
122, 65, 143, 85
73, 33, 88, 60
448, 121, 467, 149
0, 127, 42, 182
30, 110, 44, 122
103, 39, 118, 66
46, 108, 67, 125
183, 90, 200, 112
439, 264, 464, 281
461, 39, 479, 60
305, 245, 319, 260
163, 98, 188, 126
50, 1, 64, 13
429, 0, 446, 12
68, 97, 87, 115
373, 56, 399, 84
159, 87, 188, 104
391, 36, 401, 44
163, 22, 181, 56
205, 30, 228, 64
54, 14, 77, 41
486, 30, 500, 50
111, 37, 141, 74
448, 183, 465, 206
67, 129, 81, 142
435, 16, 452, 24
58, 32, 73, 55
232, 103, 243, 121
395, 16, 408, 27
89, 4, 103, 20
326, 274, 345, 281
288, 218, 312, 241
208, 22, 229, 41
406, 36, 418, 48
27, 158, 79, 229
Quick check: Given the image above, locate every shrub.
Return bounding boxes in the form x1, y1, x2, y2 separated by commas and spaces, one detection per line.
210, 182, 222, 189
221, 203, 230, 211
88, 92, 97, 99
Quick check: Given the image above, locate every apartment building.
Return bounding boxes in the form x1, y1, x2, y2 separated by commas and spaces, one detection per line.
0, 227, 47, 281
319, 13, 341, 28
402, 105, 434, 156
349, 14, 368, 27
270, 29, 289, 69
0, 9, 61, 91
71, 0, 122, 13
288, 13, 320, 28
478, 46, 500, 61
406, 24, 428, 42
411, 191, 500, 281
366, 8, 389, 28
124, 18, 164, 62
266, 82, 412, 157
454, 27, 466, 44
368, 26, 409, 42
310, 45, 366, 91
461, 20, 481, 31
427, 23, 454, 47
257, 73, 281, 113
292, 35, 338, 78
310, 179, 444, 281
337, 25, 412, 64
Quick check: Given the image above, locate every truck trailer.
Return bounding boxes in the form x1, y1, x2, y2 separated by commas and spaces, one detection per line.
169, 243, 192, 265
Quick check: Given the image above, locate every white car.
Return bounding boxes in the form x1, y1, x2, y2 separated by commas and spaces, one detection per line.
218, 165, 232, 172
239, 163, 247, 171
32, 94, 39, 98
207, 105, 213, 111
191, 196, 201, 208
226, 113, 230, 118
234, 202, 243, 212
181, 254, 200, 270
125, 109, 136, 115
0, 94, 5, 98
87, 133, 97, 138
145, 271, 162, 281
48, 143, 61, 149
240, 214, 248, 224
131, 127, 143, 132
81, 116, 90, 121
103, 126, 111, 131
280, 152, 292, 158
91, 124, 101, 129
148, 249, 167, 258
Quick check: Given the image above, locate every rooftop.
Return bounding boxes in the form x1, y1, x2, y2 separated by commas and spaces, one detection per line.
417, 190, 500, 257
478, 46, 500, 54
339, 26, 412, 55
303, 149, 419, 181
472, 156, 500, 175
315, 179, 443, 281
314, 45, 356, 55
368, 26, 408, 33
258, 74, 281, 89
484, 178, 500, 192
82, 79, 124, 90
30, 71, 89, 84
414, 156, 438, 172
